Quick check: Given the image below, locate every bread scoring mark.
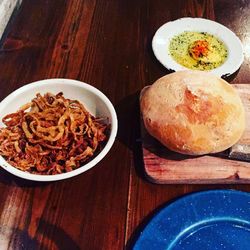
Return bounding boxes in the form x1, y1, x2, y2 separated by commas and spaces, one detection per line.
175, 88, 232, 125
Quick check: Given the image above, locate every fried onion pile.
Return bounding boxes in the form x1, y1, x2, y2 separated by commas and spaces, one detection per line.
0, 92, 110, 174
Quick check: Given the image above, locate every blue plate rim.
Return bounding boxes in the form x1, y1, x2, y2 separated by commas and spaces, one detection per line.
132, 189, 250, 250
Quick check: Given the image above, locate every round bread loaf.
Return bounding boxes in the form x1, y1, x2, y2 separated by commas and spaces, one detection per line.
140, 71, 245, 155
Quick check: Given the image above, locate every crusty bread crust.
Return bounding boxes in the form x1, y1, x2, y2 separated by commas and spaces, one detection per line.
140, 71, 245, 155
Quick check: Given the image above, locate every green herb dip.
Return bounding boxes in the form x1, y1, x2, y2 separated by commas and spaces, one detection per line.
169, 31, 228, 70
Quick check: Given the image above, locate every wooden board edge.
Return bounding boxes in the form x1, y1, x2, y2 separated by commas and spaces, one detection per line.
144, 172, 250, 184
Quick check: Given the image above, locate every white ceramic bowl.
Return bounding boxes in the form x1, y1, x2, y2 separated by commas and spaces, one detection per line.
0, 79, 118, 181
152, 17, 244, 77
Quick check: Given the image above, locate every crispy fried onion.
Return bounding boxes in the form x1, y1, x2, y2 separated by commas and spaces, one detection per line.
0, 92, 110, 174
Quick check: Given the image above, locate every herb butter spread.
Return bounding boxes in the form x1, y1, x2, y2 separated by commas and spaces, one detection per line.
169, 31, 228, 70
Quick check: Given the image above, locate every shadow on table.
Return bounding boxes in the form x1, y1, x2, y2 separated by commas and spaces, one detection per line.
37, 219, 81, 250
221, 68, 240, 82
2, 219, 80, 250
0, 168, 50, 187
115, 91, 148, 180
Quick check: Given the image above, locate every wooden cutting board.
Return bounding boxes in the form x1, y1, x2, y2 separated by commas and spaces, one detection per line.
141, 84, 250, 184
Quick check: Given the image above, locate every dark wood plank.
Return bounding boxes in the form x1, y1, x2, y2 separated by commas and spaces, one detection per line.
0, 0, 131, 249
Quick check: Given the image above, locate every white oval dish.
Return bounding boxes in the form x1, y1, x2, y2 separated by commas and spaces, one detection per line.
152, 17, 244, 77
0, 79, 118, 181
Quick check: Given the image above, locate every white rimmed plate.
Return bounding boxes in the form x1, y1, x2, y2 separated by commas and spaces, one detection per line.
0, 79, 118, 182
152, 17, 244, 77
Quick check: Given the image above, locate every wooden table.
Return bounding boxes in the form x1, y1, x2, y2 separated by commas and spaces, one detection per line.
0, 0, 250, 249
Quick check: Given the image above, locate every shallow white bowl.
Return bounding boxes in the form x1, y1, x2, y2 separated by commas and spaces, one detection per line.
152, 17, 244, 77
0, 79, 118, 181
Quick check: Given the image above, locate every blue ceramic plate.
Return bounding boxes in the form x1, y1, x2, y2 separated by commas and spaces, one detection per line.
133, 190, 250, 250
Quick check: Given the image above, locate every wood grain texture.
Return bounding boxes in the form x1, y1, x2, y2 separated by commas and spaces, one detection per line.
0, 0, 130, 249
142, 84, 250, 184
0, 0, 249, 249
